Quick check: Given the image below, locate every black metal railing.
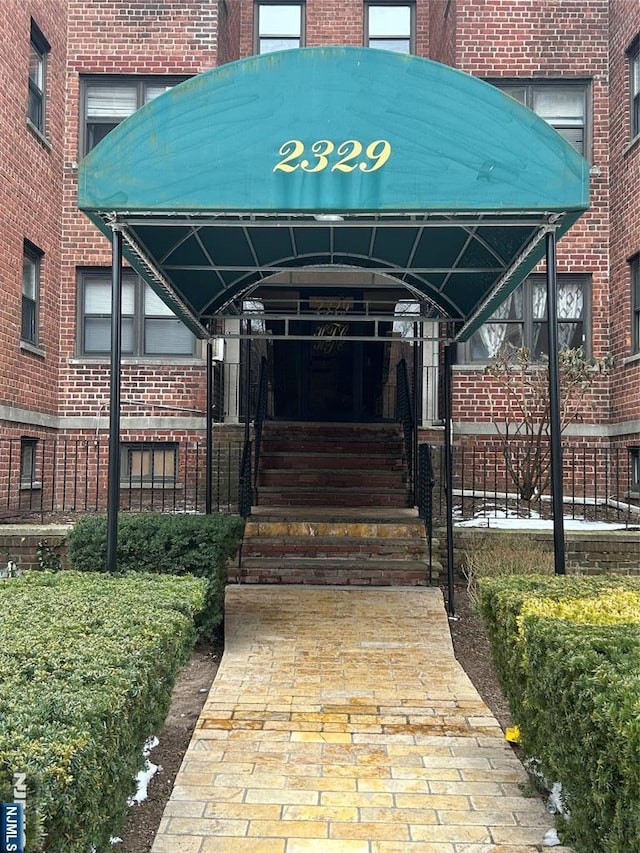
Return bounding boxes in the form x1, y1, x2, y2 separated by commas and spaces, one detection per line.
417, 444, 436, 582
396, 358, 415, 504
238, 440, 253, 518
427, 444, 640, 529
0, 437, 242, 521
253, 356, 269, 501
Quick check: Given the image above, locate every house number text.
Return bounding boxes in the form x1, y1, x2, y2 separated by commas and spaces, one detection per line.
274, 139, 392, 173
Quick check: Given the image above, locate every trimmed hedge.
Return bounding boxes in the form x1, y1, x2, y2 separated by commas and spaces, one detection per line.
0, 571, 207, 852
479, 575, 640, 852
68, 512, 244, 638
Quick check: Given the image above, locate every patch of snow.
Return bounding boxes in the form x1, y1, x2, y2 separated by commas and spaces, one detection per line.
128, 736, 161, 806
543, 828, 562, 846
110, 838, 123, 846
456, 516, 628, 530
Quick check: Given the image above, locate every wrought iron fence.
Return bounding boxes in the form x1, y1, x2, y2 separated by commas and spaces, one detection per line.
427, 444, 640, 528
0, 437, 243, 522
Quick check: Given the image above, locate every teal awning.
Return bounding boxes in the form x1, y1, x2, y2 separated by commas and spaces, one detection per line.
78, 47, 589, 339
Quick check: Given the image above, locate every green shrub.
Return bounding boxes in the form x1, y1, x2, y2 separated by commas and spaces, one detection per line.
68, 512, 244, 638
462, 531, 554, 606
479, 575, 640, 852
0, 571, 206, 852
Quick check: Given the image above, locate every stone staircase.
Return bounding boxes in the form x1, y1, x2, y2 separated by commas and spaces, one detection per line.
230, 422, 440, 585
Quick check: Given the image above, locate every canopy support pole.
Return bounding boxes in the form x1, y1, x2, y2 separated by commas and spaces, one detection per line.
546, 230, 566, 575
443, 342, 456, 616
106, 228, 123, 573
205, 337, 214, 514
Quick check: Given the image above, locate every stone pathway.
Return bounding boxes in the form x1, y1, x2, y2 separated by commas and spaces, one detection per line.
152, 586, 570, 853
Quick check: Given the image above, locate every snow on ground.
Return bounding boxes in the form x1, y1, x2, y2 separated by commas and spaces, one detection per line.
128, 736, 161, 807
454, 506, 633, 530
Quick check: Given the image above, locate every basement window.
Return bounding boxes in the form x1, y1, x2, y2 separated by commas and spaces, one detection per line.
121, 443, 178, 487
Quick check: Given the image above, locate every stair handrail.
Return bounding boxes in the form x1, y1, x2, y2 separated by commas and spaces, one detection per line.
238, 440, 253, 518
253, 356, 269, 500
396, 358, 415, 503
417, 443, 436, 583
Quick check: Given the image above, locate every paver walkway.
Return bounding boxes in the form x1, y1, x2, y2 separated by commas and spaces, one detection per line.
152, 586, 571, 853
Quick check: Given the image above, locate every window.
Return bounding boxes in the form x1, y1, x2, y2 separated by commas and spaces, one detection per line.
494, 81, 588, 157
632, 255, 640, 354
256, 3, 303, 54
20, 438, 38, 488
28, 20, 49, 133
121, 443, 177, 487
630, 38, 640, 139
631, 448, 640, 495
22, 242, 42, 345
366, 3, 413, 54
79, 270, 195, 357
467, 275, 589, 362
81, 77, 187, 156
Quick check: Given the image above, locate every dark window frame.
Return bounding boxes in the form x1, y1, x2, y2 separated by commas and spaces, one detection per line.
77, 268, 196, 359
79, 75, 189, 157
630, 447, 640, 495
121, 442, 179, 487
632, 254, 640, 355
28, 19, 49, 134
629, 37, 640, 141
365, 1, 415, 54
489, 78, 591, 160
22, 241, 42, 346
254, 2, 305, 55
464, 274, 591, 364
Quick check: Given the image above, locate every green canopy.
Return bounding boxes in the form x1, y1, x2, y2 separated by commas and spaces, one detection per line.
78, 47, 589, 339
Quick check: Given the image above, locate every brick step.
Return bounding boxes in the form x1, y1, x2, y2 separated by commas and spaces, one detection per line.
244, 518, 429, 538
241, 536, 431, 559
258, 488, 409, 507
261, 439, 404, 455
260, 453, 406, 470
230, 558, 439, 586
257, 470, 406, 488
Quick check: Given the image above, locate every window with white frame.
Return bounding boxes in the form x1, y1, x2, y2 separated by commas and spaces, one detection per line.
22, 242, 42, 345
20, 437, 38, 488
78, 269, 195, 357
632, 255, 640, 355
467, 275, 590, 362
630, 38, 640, 140
121, 443, 178, 487
366, 3, 413, 54
80, 77, 187, 156
28, 20, 49, 133
256, 3, 303, 54
493, 81, 588, 157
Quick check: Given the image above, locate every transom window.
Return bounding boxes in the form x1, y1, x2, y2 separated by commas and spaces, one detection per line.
467, 275, 589, 363
22, 242, 42, 345
81, 77, 187, 156
256, 3, 304, 54
121, 443, 177, 487
630, 39, 640, 139
28, 20, 49, 133
632, 255, 640, 355
366, 3, 413, 54
494, 81, 588, 157
79, 270, 195, 358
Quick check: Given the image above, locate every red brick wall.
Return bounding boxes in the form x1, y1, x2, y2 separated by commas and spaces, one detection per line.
0, 1, 67, 421
609, 0, 640, 426
429, 0, 456, 65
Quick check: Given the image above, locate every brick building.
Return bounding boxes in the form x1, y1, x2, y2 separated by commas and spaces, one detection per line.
1, 0, 639, 518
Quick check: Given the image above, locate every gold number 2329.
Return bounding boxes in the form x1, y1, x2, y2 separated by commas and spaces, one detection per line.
274, 139, 392, 174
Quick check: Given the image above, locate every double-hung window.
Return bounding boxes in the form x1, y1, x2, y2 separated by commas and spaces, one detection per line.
467, 275, 589, 363
630, 39, 640, 140
22, 242, 42, 345
632, 255, 640, 355
256, 3, 304, 54
493, 81, 588, 157
79, 270, 195, 357
28, 20, 49, 134
366, 3, 413, 54
81, 77, 187, 156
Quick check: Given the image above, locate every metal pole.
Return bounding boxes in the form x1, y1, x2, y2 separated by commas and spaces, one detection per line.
205, 338, 213, 514
443, 342, 455, 616
546, 230, 566, 574
244, 321, 252, 446
412, 321, 420, 506
106, 227, 122, 572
